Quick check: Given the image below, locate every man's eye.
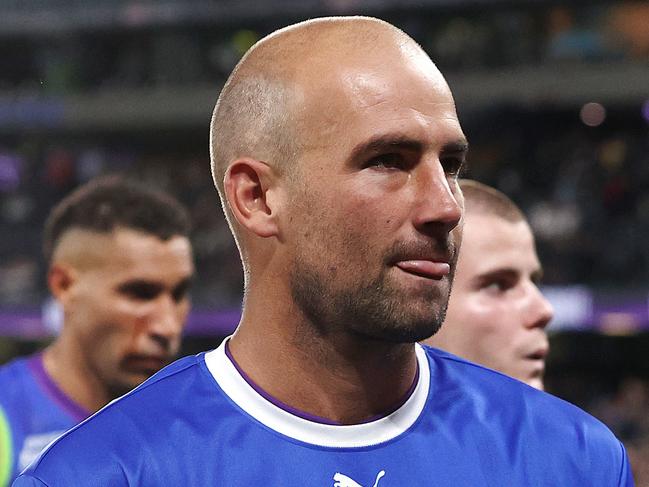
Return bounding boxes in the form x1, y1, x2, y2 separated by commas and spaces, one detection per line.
484, 280, 513, 293
120, 284, 160, 301
365, 153, 405, 169
441, 156, 466, 177
172, 282, 191, 303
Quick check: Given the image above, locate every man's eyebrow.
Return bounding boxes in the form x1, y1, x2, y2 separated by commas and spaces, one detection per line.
172, 277, 194, 291
349, 134, 469, 161
472, 266, 544, 284
441, 140, 469, 154
117, 280, 163, 291
349, 135, 424, 161
473, 268, 519, 283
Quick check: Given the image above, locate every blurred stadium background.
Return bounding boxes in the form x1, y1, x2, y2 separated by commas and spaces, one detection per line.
0, 0, 648, 480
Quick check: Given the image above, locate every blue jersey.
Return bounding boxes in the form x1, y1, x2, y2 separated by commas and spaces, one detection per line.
15, 341, 633, 486
0, 354, 89, 486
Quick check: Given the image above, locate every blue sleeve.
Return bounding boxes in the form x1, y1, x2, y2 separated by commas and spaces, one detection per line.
11, 476, 48, 487
618, 441, 636, 487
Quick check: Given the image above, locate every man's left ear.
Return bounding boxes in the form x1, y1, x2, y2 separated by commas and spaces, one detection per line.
48, 263, 78, 309
223, 157, 281, 238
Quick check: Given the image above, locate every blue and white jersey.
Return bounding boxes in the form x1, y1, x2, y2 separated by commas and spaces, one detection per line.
0, 354, 89, 487
15, 340, 633, 486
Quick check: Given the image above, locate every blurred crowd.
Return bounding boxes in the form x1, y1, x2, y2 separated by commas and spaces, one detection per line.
0, 4, 648, 95
468, 108, 649, 288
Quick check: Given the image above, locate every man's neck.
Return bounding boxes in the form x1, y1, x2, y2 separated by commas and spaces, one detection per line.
229, 313, 419, 425
43, 336, 111, 413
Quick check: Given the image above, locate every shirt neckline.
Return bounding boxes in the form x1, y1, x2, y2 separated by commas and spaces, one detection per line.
224, 340, 420, 426
27, 353, 91, 422
204, 337, 430, 448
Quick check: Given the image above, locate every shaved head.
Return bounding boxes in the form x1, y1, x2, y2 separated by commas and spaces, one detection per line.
51, 229, 120, 272
210, 16, 433, 232
209, 14, 463, 344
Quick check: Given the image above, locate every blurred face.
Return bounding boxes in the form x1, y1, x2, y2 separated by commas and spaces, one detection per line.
430, 214, 553, 389
60, 228, 193, 398
285, 44, 467, 343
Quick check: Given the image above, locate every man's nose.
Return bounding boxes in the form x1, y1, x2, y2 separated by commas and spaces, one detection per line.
412, 160, 462, 233
525, 285, 554, 330
145, 295, 185, 345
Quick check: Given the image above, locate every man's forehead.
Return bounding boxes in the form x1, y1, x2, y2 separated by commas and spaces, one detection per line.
464, 214, 533, 244
296, 60, 460, 152
302, 43, 449, 101
340, 70, 453, 110
460, 215, 539, 271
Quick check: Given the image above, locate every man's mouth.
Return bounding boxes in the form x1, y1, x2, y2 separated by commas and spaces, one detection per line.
524, 347, 549, 372
395, 260, 451, 280
526, 346, 548, 361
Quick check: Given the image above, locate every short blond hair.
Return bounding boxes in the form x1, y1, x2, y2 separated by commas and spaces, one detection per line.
459, 179, 526, 223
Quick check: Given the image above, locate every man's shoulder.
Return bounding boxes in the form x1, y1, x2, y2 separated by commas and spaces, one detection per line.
424, 344, 595, 415
0, 355, 31, 383
19, 352, 220, 481
420, 346, 633, 485
422, 345, 623, 451
63, 352, 207, 426
25, 354, 210, 452
0, 355, 36, 407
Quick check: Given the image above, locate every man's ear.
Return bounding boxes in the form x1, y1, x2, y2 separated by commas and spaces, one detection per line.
224, 158, 280, 238
48, 264, 77, 307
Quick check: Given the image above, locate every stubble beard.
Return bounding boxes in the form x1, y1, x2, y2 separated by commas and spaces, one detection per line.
289, 253, 456, 344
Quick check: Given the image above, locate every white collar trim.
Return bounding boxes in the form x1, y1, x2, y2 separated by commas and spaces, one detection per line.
204, 338, 430, 448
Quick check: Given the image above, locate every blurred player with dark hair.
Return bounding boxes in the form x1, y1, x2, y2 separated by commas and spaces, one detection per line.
0, 176, 193, 485
15, 17, 633, 486
425, 179, 554, 390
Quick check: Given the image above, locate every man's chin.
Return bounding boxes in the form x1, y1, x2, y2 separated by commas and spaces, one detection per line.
355, 318, 444, 344
526, 375, 545, 391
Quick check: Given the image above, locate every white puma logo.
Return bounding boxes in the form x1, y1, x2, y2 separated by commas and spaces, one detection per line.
333, 470, 385, 487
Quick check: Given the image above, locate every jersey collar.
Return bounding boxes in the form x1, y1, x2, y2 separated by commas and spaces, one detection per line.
204, 338, 430, 448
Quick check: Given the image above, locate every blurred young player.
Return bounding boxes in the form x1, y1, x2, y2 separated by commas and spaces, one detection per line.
0, 177, 193, 485
425, 179, 554, 390
15, 17, 633, 486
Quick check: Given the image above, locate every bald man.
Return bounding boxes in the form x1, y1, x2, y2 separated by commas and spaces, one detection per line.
425, 180, 554, 390
1, 177, 193, 486
16, 17, 633, 486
